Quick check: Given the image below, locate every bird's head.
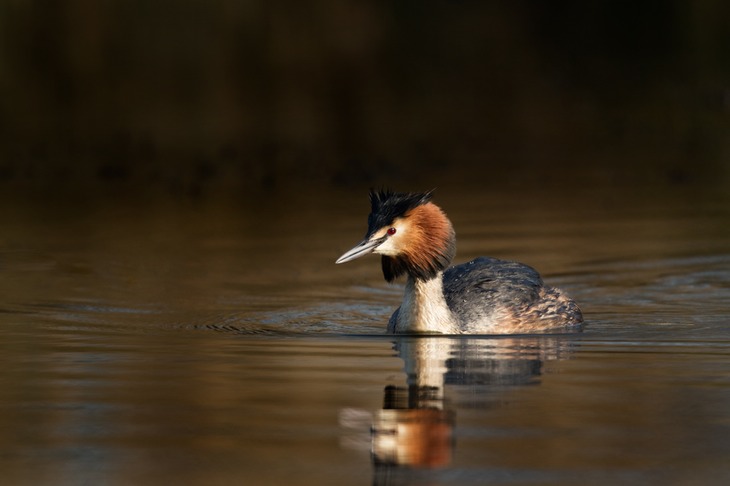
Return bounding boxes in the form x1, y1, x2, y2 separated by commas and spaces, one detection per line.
336, 189, 456, 282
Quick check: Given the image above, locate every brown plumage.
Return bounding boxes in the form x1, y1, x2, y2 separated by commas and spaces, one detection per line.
382, 203, 456, 282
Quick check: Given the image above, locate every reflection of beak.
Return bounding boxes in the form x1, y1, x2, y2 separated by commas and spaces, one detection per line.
336, 236, 386, 264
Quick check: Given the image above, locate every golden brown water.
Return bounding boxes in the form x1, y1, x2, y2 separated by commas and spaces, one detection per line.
1, 184, 729, 485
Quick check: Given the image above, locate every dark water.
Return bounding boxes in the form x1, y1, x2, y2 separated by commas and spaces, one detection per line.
1, 185, 729, 485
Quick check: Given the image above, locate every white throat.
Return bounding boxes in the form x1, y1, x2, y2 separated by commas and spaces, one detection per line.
390, 273, 457, 334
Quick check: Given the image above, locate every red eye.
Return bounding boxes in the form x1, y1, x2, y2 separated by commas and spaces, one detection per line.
387, 227, 397, 236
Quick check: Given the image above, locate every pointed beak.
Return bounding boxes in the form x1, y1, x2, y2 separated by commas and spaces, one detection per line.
336, 236, 386, 264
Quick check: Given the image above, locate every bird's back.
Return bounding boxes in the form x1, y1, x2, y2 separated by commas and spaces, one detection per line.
443, 257, 582, 333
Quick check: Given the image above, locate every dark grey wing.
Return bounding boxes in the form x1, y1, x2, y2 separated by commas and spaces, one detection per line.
443, 257, 544, 313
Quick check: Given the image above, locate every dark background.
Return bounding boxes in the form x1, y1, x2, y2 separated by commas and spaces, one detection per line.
1, 0, 728, 197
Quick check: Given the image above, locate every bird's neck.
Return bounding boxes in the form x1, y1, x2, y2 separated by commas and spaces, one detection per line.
392, 272, 456, 334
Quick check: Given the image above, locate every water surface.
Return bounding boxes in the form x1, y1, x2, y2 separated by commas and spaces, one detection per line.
1, 185, 729, 485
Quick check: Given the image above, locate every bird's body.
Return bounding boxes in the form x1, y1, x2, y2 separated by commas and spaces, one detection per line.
336, 190, 583, 334
388, 257, 582, 334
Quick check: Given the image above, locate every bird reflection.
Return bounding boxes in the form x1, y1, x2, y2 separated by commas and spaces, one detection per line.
369, 335, 575, 480
373, 385, 454, 468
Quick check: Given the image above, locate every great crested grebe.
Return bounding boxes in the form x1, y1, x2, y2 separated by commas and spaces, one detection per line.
336, 189, 583, 334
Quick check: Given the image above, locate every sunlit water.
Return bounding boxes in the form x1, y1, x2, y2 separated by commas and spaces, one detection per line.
1, 185, 729, 485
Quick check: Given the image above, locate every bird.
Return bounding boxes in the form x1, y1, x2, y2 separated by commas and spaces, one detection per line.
336, 189, 583, 334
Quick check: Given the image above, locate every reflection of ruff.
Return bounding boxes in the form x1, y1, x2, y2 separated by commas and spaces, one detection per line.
372, 407, 454, 468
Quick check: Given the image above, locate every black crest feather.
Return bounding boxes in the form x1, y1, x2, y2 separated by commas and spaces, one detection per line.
366, 189, 433, 238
